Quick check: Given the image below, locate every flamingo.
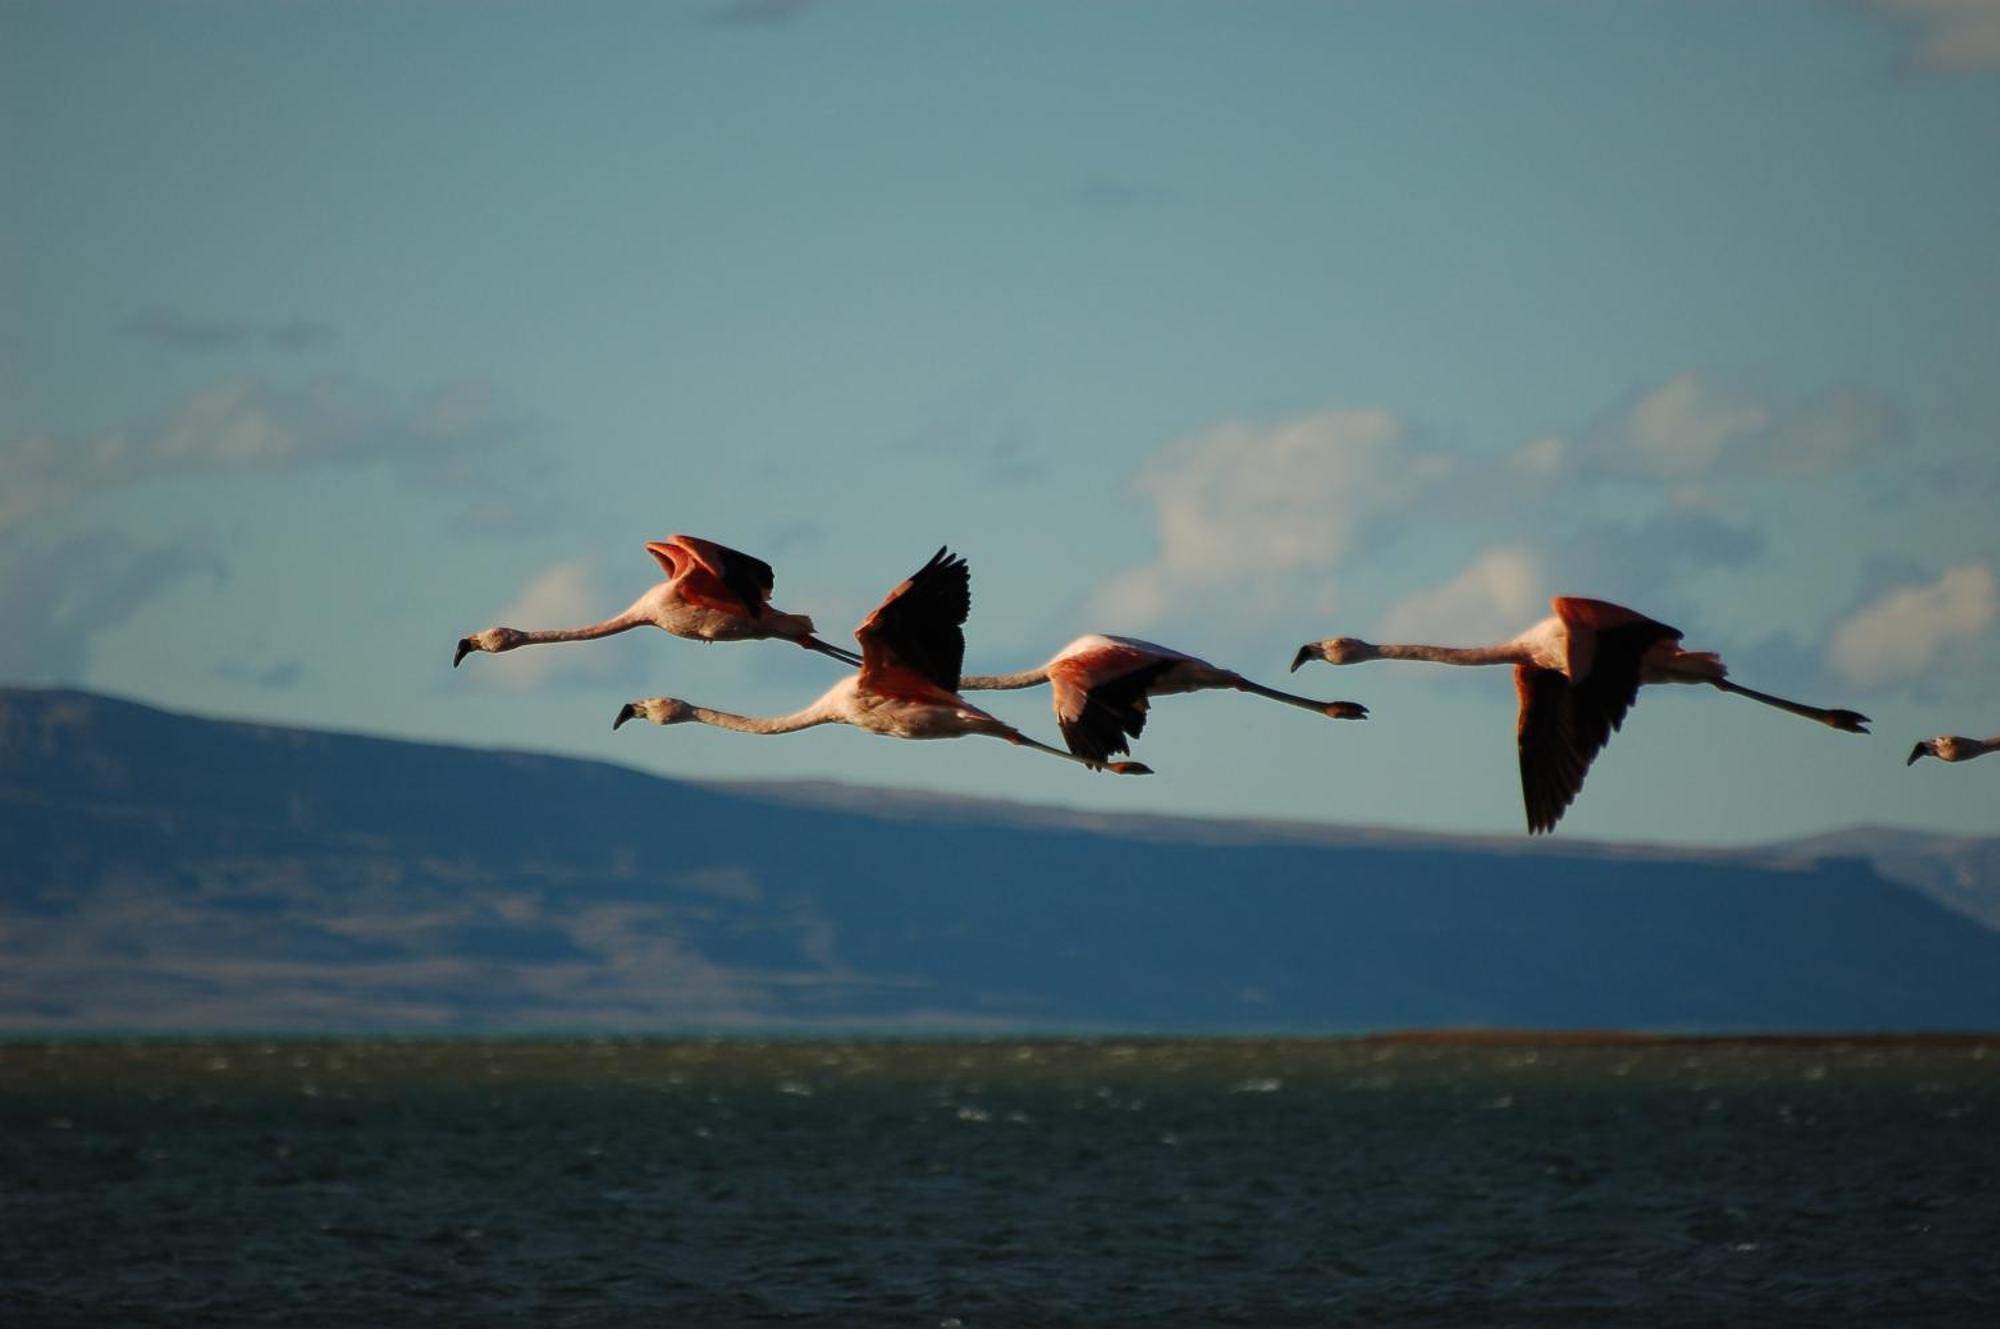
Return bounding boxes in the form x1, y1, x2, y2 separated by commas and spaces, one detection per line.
1908, 735, 2000, 765
959, 635, 1367, 766
614, 548, 1152, 776
1291, 596, 1871, 834
453, 534, 860, 668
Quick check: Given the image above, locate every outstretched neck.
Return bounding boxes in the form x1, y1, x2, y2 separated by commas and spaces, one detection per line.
958, 666, 1051, 691
518, 608, 648, 646
1371, 641, 1526, 667
689, 702, 837, 735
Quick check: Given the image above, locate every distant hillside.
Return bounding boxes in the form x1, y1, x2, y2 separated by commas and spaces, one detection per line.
3, 687, 1999, 1033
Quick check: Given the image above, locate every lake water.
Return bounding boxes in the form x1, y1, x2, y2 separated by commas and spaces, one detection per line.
3, 1036, 1997, 1325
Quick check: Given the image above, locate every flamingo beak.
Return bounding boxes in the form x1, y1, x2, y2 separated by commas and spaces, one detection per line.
453, 638, 473, 667
1906, 742, 1930, 766
613, 703, 638, 730
1290, 644, 1316, 673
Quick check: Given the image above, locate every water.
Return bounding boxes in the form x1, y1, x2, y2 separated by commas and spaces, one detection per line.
4, 1037, 1997, 1325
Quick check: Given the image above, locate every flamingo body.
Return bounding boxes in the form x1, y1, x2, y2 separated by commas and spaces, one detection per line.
963, 633, 1365, 765
453, 533, 860, 666
1295, 596, 1867, 835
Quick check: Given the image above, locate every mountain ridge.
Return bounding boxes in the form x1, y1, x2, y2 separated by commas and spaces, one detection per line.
4, 686, 1998, 1033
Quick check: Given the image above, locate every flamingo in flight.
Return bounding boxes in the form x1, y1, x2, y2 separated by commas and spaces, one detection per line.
615, 548, 1152, 776
960, 635, 1367, 766
1908, 734, 2000, 766
1292, 596, 1870, 834
454, 534, 860, 669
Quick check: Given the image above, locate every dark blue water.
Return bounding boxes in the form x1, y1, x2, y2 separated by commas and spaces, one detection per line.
3, 1037, 1997, 1325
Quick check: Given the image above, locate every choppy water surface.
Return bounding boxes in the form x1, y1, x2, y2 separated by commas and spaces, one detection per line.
3, 1037, 1997, 1326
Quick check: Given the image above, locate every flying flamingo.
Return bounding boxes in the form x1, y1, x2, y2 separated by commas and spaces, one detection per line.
1291, 596, 1870, 834
959, 635, 1367, 766
614, 548, 1152, 776
453, 534, 860, 669
1908, 735, 2000, 765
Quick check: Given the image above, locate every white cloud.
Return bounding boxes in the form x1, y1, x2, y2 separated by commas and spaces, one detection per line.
473, 560, 627, 690
1508, 433, 1569, 480
1585, 372, 1900, 481
1378, 546, 1547, 645
0, 531, 223, 684
0, 376, 528, 537
1828, 563, 1998, 687
1087, 409, 1448, 629
1873, 0, 2000, 73
1614, 372, 1771, 479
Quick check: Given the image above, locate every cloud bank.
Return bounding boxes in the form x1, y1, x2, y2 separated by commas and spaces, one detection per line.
1087, 409, 1448, 630
0, 376, 529, 537
1828, 563, 1997, 688
0, 374, 535, 684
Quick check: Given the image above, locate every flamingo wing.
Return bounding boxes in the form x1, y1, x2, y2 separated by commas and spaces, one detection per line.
1514, 611, 1681, 834
1049, 648, 1179, 763
644, 534, 777, 619
855, 547, 970, 693
1515, 666, 1602, 835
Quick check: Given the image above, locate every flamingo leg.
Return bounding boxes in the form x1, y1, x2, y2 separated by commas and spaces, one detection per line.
1232, 678, 1369, 720
998, 729, 1152, 776
1710, 679, 1869, 733
801, 636, 865, 667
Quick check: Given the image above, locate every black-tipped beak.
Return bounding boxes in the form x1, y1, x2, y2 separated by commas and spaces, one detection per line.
1290, 644, 1315, 673
1907, 742, 1929, 766
453, 638, 472, 668
613, 703, 638, 730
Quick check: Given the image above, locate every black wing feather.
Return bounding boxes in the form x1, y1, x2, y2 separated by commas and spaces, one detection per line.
860, 547, 971, 692
1516, 620, 1679, 834
1058, 659, 1179, 763
712, 543, 776, 621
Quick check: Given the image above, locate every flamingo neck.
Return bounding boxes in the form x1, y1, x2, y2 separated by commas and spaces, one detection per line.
517, 609, 648, 646
957, 667, 1050, 691
1372, 641, 1526, 667
688, 701, 838, 735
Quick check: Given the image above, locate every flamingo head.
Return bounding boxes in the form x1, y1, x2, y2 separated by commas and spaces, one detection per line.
614, 697, 694, 729
453, 627, 523, 666
1291, 637, 1376, 671
1910, 736, 1975, 764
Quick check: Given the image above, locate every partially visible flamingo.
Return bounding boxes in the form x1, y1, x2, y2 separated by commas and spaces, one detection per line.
1292, 596, 1870, 834
1908, 735, 2000, 766
454, 534, 860, 668
615, 548, 1152, 776
960, 635, 1367, 765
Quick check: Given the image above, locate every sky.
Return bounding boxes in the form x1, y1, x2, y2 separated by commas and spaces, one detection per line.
3, 0, 1997, 847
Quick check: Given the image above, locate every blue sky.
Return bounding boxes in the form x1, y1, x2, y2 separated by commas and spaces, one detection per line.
4, 0, 1997, 845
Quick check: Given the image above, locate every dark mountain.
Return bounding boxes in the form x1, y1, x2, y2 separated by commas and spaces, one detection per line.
3, 687, 1997, 1033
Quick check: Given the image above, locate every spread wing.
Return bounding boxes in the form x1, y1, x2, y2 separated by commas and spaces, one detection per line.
1050, 652, 1180, 763
1515, 608, 1682, 834
855, 547, 970, 693
644, 534, 776, 619
1515, 666, 1600, 835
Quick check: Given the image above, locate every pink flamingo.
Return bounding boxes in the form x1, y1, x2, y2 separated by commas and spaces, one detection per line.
454, 534, 860, 668
960, 635, 1366, 765
1293, 596, 1869, 834
615, 549, 1152, 776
